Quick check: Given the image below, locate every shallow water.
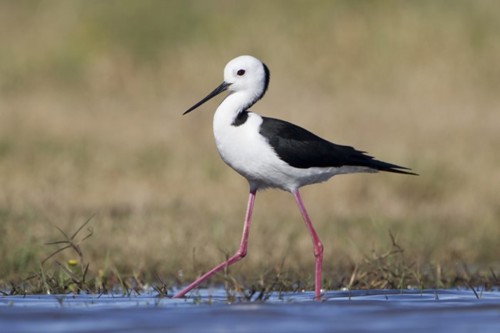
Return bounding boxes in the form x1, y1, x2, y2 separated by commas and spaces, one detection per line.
1, 289, 499, 333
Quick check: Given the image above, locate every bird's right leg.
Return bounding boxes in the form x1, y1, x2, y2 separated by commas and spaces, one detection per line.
173, 189, 257, 298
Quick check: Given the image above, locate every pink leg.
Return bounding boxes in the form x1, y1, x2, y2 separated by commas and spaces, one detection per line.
293, 190, 324, 301
173, 190, 256, 298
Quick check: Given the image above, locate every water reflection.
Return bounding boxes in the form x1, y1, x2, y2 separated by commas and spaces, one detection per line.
1, 289, 500, 333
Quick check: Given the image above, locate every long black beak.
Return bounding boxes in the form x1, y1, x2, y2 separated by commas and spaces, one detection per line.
183, 81, 231, 115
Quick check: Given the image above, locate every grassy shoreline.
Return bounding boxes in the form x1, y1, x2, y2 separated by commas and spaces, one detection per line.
1, 1, 499, 294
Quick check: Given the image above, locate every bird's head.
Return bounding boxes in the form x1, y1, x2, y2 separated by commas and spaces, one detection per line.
184, 55, 270, 115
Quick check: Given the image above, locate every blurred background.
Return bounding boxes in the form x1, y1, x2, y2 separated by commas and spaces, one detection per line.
1, 1, 499, 288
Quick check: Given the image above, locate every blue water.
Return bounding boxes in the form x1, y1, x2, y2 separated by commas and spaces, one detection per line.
1, 289, 499, 332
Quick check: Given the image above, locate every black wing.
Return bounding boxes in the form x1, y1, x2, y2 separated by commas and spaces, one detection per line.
259, 117, 416, 175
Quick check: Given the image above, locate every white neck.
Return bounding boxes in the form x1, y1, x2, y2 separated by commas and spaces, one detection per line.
213, 90, 256, 128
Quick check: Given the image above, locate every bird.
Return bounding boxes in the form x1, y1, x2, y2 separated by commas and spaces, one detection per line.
173, 55, 416, 300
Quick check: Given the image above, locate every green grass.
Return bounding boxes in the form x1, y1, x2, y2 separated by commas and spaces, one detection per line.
1, 1, 499, 295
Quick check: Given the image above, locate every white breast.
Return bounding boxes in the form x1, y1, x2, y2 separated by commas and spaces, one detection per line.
213, 102, 351, 191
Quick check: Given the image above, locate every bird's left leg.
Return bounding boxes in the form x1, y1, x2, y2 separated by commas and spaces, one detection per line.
292, 190, 324, 301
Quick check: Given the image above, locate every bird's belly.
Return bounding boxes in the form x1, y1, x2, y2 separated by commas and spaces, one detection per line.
214, 126, 276, 183
214, 126, 339, 191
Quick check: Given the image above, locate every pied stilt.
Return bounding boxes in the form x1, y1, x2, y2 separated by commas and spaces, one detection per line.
174, 55, 416, 300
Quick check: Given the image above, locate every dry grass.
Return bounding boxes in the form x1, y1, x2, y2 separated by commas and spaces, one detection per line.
1, 1, 499, 293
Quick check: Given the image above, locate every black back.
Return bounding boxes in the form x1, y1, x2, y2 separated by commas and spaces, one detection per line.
259, 117, 416, 175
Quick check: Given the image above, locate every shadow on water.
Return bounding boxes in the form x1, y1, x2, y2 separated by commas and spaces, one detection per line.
1, 289, 500, 333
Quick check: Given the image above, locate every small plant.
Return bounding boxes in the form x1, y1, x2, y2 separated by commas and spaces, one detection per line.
152, 273, 170, 297
344, 231, 422, 290
38, 216, 94, 294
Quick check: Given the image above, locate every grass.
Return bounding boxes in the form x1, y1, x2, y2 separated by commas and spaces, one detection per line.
1, 1, 499, 295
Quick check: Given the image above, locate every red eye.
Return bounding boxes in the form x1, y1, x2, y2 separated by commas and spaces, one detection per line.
237, 69, 246, 76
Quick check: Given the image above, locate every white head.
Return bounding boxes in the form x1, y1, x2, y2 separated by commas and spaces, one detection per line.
184, 55, 270, 115
223, 55, 269, 96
